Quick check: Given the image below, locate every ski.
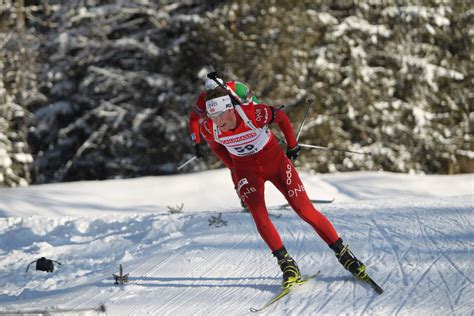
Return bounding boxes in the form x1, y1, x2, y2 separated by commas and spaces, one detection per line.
359, 274, 384, 294
0, 304, 106, 315
275, 199, 334, 209
309, 198, 335, 204
250, 271, 320, 313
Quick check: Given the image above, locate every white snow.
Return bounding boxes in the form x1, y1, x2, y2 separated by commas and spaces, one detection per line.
332, 16, 392, 38
383, 6, 451, 27
0, 170, 473, 315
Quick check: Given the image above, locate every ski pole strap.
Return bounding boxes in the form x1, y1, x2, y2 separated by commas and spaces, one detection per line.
25, 260, 37, 272
233, 104, 257, 131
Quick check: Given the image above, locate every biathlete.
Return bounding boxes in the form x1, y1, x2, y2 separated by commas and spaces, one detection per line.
200, 86, 368, 288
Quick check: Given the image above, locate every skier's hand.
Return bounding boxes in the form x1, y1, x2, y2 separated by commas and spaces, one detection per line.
286, 144, 301, 161
194, 143, 204, 159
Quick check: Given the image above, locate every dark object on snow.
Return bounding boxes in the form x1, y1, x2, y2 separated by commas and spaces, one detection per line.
113, 264, 129, 285
167, 203, 184, 214
208, 213, 227, 228
25, 257, 62, 273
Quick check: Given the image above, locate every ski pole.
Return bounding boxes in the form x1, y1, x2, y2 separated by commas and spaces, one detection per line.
177, 156, 197, 171
296, 98, 313, 141
299, 143, 371, 156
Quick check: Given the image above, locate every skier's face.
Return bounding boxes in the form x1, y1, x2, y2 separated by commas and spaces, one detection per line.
210, 109, 237, 132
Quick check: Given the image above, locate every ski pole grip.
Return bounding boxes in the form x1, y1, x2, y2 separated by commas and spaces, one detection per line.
207, 71, 227, 90
207, 71, 218, 80
207, 71, 243, 106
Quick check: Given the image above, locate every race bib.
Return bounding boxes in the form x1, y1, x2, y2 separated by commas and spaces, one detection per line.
217, 127, 271, 156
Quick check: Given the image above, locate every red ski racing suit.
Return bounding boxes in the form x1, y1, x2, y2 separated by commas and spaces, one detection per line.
201, 102, 340, 251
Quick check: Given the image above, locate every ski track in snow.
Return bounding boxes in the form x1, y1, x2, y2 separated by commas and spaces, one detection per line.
0, 171, 473, 315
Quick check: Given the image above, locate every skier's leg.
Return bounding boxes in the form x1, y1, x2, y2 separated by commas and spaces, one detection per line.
270, 157, 339, 245
272, 157, 367, 278
269, 155, 367, 278
235, 169, 301, 287
235, 171, 283, 252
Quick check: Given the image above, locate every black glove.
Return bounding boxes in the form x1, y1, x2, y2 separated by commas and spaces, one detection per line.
194, 143, 204, 159
286, 144, 301, 161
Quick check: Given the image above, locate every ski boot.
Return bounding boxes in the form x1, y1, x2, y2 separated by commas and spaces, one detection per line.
240, 199, 250, 212
273, 246, 302, 288
234, 187, 249, 212
330, 238, 367, 279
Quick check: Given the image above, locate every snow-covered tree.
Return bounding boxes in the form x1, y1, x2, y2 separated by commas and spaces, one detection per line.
22, 1, 212, 183
0, 0, 37, 186
200, 0, 472, 174
0, 0, 471, 187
